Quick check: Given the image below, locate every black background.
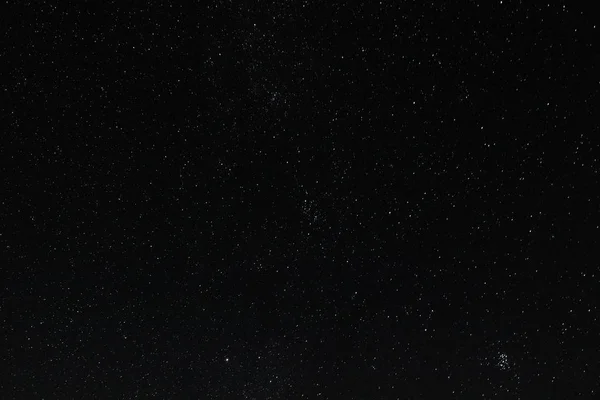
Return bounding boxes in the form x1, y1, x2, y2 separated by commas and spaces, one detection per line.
2, 1, 599, 398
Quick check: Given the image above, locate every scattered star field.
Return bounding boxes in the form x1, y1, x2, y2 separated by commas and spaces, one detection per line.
2, 1, 599, 399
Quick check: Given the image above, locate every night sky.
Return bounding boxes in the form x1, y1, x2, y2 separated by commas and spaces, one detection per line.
2, 1, 600, 399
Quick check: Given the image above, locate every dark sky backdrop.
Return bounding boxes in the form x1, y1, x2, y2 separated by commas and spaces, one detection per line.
2, 1, 599, 399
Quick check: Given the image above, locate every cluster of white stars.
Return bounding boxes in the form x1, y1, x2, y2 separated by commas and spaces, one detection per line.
497, 352, 510, 370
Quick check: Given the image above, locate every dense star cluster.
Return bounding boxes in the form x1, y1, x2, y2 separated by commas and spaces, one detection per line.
2, 1, 599, 399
